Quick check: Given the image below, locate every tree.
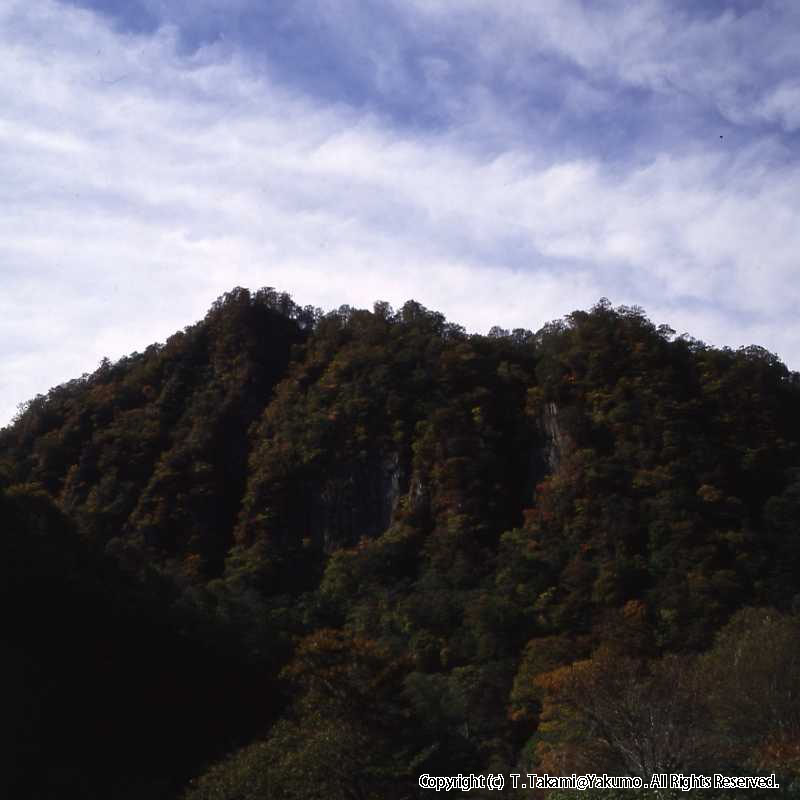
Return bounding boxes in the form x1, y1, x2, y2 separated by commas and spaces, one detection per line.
534, 648, 707, 777
701, 607, 800, 773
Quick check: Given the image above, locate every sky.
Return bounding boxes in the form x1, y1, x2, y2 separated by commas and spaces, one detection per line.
2, 0, 800, 425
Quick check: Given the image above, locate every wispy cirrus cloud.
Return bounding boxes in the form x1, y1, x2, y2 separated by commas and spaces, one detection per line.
1, 0, 799, 425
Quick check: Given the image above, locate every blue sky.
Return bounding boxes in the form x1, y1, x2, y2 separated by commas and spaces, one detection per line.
2, 0, 800, 425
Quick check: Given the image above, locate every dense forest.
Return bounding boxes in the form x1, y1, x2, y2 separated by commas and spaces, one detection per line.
3, 287, 800, 799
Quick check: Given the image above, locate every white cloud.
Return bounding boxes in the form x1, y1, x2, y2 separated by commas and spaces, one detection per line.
1, 0, 799, 426
405, 0, 800, 134
756, 82, 800, 131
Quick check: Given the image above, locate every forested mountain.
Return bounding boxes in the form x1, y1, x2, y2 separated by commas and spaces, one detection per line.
3, 287, 800, 799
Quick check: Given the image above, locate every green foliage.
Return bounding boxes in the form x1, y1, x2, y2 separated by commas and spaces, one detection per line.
184, 629, 436, 800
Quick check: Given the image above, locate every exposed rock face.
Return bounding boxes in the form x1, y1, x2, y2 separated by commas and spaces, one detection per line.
541, 401, 568, 472
310, 450, 408, 553
526, 401, 570, 498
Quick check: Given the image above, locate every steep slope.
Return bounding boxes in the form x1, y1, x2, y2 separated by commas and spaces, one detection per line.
1, 287, 310, 579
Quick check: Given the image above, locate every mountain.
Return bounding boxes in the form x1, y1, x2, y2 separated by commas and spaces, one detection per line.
3, 287, 800, 799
